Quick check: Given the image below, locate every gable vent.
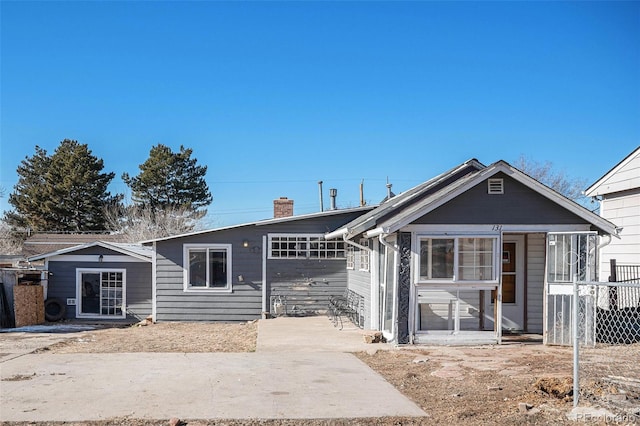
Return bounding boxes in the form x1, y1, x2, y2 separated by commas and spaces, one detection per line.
488, 178, 504, 194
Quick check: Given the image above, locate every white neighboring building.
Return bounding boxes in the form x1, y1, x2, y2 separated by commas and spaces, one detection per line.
585, 146, 640, 281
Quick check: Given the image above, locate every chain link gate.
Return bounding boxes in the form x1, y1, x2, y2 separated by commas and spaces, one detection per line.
573, 279, 640, 421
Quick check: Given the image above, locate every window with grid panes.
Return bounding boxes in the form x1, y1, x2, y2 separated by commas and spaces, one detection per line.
269, 234, 345, 259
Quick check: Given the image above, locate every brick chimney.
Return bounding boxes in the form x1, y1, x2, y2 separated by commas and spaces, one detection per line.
273, 197, 294, 218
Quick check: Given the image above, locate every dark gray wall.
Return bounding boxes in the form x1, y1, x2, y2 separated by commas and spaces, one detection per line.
154, 211, 367, 322
414, 173, 591, 225
46, 258, 151, 321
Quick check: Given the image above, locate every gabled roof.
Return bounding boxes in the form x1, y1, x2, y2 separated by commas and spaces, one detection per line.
28, 241, 153, 262
327, 159, 620, 240
325, 158, 486, 239
584, 146, 640, 197
141, 205, 376, 244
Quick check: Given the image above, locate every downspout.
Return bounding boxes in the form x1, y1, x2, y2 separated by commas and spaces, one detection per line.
339, 233, 370, 252
597, 234, 612, 251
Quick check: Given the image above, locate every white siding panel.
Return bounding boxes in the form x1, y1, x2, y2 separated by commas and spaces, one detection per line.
599, 190, 640, 280
526, 234, 545, 333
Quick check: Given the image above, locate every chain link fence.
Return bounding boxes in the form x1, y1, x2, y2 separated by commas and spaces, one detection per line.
574, 277, 640, 421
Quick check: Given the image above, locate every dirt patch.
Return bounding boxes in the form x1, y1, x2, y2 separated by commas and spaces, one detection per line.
37, 321, 258, 354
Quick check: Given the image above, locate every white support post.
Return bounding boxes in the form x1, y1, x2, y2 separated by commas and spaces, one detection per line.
573, 273, 579, 408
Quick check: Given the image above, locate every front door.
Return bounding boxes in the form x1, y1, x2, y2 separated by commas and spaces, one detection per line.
484, 236, 525, 331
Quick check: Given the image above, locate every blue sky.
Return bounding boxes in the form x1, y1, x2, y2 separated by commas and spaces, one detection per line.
1, 1, 639, 228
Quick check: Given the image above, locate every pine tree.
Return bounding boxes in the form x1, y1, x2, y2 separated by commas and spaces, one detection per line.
6, 140, 117, 232
122, 144, 212, 213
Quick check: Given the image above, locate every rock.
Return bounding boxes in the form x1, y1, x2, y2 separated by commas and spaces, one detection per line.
413, 357, 429, 363
169, 417, 181, 426
518, 402, 533, 413
487, 386, 503, 391
363, 332, 384, 344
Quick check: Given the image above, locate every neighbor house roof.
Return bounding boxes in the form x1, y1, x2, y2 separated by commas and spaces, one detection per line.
584, 146, 640, 197
22, 233, 127, 258
327, 159, 620, 240
140, 205, 376, 244
28, 241, 153, 262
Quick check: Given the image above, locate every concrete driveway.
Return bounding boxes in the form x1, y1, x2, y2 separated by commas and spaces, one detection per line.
0, 317, 426, 422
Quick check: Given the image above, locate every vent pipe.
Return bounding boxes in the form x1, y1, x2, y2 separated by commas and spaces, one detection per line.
318, 181, 324, 212
329, 188, 337, 210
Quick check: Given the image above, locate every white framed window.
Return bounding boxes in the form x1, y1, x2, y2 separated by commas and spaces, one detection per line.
358, 238, 370, 271
418, 236, 498, 283
268, 234, 345, 259
346, 246, 355, 270
76, 268, 126, 318
183, 244, 232, 292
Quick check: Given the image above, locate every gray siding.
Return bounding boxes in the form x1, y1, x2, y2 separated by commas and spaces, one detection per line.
268, 259, 347, 314
526, 233, 545, 333
46, 259, 151, 321
154, 211, 366, 322
415, 173, 592, 225
347, 259, 372, 329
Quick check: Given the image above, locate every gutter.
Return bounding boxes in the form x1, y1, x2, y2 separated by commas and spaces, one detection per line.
325, 227, 349, 241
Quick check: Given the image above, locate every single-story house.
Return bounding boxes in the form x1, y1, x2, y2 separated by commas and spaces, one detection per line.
25, 158, 619, 347
326, 158, 619, 345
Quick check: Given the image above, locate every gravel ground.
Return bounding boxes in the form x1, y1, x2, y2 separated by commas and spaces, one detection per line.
3, 322, 637, 426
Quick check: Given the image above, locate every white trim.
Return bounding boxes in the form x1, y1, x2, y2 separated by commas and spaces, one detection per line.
370, 239, 380, 330
47, 254, 149, 263
358, 238, 370, 272
413, 234, 500, 285
28, 241, 152, 262
403, 224, 592, 233
585, 146, 640, 196
75, 268, 127, 319
267, 233, 346, 260
182, 243, 233, 293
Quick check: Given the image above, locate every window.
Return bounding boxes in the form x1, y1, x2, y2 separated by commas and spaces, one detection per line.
358, 238, 370, 271
418, 236, 497, 283
458, 238, 494, 280
420, 238, 454, 279
346, 246, 355, 270
184, 244, 232, 291
269, 234, 345, 259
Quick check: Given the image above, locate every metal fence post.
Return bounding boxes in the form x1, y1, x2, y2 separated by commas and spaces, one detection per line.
573, 273, 579, 408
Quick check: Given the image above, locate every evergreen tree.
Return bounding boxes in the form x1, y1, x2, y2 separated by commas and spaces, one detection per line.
6, 140, 117, 232
122, 144, 212, 213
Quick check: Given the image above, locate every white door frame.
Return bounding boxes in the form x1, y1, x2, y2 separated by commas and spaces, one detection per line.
76, 268, 127, 319
484, 235, 525, 331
